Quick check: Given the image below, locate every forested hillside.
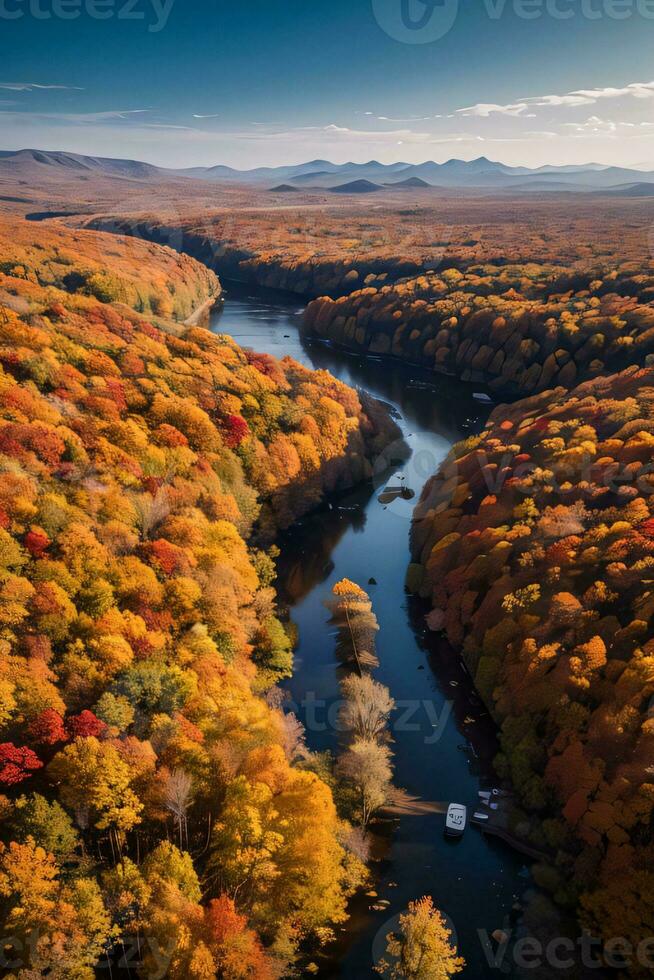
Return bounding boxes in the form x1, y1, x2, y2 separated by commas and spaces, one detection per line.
303, 262, 654, 397
86, 193, 654, 301
0, 219, 221, 325
409, 366, 654, 958
0, 221, 397, 977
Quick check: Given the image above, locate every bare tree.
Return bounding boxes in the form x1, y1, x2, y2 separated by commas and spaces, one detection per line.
131, 489, 170, 540
340, 674, 395, 742
338, 738, 393, 829
163, 768, 193, 850
280, 711, 308, 762
265, 686, 289, 712
341, 825, 371, 864
265, 688, 308, 762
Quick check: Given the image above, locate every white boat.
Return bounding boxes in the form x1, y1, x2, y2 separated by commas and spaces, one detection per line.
473, 811, 490, 821
445, 803, 468, 838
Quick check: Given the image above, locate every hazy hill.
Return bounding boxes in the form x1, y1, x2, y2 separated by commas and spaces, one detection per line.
0, 148, 163, 181
329, 179, 382, 194
594, 181, 654, 197
386, 176, 432, 188
2, 147, 654, 194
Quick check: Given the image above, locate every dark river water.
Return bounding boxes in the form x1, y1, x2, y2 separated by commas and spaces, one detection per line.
211, 285, 530, 978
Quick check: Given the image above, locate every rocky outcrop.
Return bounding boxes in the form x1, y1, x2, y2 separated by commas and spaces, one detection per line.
303, 266, 654, 397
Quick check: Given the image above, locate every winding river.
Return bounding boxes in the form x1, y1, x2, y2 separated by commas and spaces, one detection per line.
211, 285, 530, 978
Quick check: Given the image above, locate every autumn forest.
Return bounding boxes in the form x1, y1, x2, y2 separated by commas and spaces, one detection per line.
0, 147, 654, 980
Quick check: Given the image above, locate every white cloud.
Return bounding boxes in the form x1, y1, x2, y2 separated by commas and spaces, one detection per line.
376, 114, 434, 122
569, 82, 654, 101
0, 109, 150, 125
0, 82, 84, 92
527, 93, 596, 108
2, 84, 654, 170
458, 79, 654, 117
195, 122, 487, 149
562, 115, 654, 137
457, 102, 527, 117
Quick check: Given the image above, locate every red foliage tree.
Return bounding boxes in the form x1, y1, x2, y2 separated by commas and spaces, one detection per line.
28, 708, 67, 746
220, 414, 250, 449
147, 539, 188, 576
137, 607, 174, 633
105, 378, 128, 413
245, 351, 285, 384
152, 423, 189, 448
204, 895, 273, 978
0, 424, 66, 467
205, 895, 247, 945
67, 711, 107, 740
24, 528, 51, 558
0, 744, 43, 785
141, 476, 164, 496
174, 712, 204, 744
639, 517, 654, 540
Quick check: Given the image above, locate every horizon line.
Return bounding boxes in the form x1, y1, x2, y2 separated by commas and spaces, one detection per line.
2, 145, 652, 175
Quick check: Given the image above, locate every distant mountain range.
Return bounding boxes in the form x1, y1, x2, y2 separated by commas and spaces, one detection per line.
3, 147, 654, 195
0, 148, 163, 181
179, 154, 654, 193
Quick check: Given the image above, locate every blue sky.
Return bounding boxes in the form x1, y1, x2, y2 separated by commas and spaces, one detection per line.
1, 0, 654, 168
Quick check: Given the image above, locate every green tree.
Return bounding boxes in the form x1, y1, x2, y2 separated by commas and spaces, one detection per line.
12, 793, 79, 859
142, 840, 202, 903
112, 663, 195, 725
94, 692, 135, 733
